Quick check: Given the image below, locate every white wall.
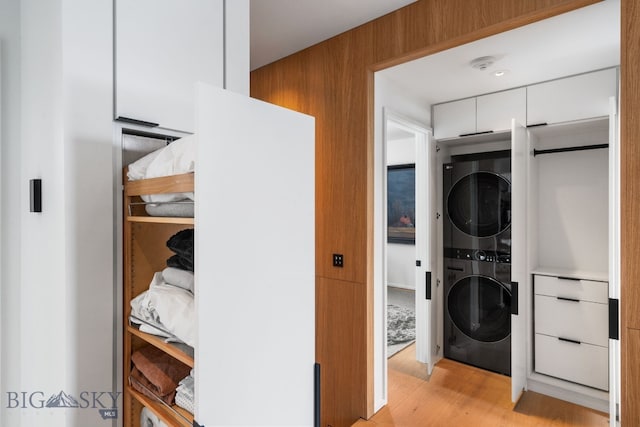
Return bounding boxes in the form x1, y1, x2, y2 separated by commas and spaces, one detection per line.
374, 73, 429, 411
0, 0, 22, 425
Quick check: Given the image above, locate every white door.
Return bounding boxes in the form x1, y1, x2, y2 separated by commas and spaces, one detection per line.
608, 96, 621, 427
194, 84, 315, 426
415, 131, 438, 373
511, 119, 528, 402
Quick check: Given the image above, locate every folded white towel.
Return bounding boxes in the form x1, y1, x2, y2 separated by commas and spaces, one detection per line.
162, 267, 194, 293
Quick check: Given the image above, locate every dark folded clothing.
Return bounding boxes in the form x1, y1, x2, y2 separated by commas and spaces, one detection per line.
167, 254, 194, 272
130, 345, 191, 405
167, 229, 194, 271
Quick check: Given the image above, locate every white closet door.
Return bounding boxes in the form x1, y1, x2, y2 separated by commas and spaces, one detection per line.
511, 119, 528, 403
195, 84, 315, 426
608, 96, 620, 427
415, 130, 438, 373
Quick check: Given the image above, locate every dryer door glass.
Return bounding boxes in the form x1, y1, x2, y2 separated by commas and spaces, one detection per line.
447, 172, 511, 237
447, 275, 511, 342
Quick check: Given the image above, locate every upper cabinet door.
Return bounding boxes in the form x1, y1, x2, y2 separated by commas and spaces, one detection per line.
527, 68, 617, 126
115, 0, 224, 133
477, 88, 526, 134
433, 98, 475, 139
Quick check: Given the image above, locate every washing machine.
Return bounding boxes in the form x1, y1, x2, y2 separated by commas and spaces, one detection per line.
443, 154, 511, 255
444, 255, 511, 375
443, 153, 512, 375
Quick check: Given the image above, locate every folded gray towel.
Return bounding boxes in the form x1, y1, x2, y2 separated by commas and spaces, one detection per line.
162, 267, 194, 293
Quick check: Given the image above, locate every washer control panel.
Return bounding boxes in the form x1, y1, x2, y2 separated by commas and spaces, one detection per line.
444, 247, 510, 264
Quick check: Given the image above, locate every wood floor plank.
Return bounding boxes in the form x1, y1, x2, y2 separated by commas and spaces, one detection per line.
354, 344, 609, 427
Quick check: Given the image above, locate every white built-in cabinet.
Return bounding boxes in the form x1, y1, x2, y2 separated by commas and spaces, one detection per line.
433, 67, 619, 420
433, 87, 525, 139
526, 68, 617, 126
115, 0, 224, 133
123, 85, 316, 427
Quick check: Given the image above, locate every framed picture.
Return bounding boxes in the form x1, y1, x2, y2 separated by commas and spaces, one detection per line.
387, 164, 415, 244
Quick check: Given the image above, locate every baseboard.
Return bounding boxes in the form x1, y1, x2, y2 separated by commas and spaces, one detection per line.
527, 373, 609, 413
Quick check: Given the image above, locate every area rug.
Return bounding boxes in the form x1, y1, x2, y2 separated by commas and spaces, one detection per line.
388, 304, 416, 358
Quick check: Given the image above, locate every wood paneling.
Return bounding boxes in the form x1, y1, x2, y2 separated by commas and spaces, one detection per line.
621, 1, 640, 424
251, 1, 611, 426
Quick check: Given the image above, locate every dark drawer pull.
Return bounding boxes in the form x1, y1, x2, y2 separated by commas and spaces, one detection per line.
558, 337, 581, 345
527, 122, 548, 128
458, 130, 494, 137
115, 116, 159, 128
557, 276, 581, 281
557, 296, 580, 302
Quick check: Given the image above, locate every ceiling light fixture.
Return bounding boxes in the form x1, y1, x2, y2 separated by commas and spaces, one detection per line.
469, 56, 496, 70
493, 70, 506, 77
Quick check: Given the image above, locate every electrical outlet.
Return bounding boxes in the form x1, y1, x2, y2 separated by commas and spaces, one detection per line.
332, 253, 344, 268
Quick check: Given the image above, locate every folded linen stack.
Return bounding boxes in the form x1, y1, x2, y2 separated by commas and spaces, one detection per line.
130, 270, 195, 346
175, 370, 195, 414
166, 229, 194, 272
130, 345, 191, 406
140, 406, 169, 427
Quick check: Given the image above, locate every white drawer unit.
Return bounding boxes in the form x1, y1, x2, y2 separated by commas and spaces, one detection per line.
533, 274, 609, 390
534, 274, 608, 304
433, 98, 476, 139
534, 295, 608, 347
535, 334, 608, 391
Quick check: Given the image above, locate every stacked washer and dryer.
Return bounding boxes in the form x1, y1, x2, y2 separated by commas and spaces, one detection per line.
443, 153, 513, 376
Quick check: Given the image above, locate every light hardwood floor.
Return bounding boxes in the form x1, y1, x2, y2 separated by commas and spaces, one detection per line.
353, 344, 609, 427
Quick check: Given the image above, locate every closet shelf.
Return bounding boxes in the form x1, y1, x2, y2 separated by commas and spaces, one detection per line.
127, 216, 194, 225
127, 325, 194, 368
125, 172, 194, 197
127, 386, 193, 427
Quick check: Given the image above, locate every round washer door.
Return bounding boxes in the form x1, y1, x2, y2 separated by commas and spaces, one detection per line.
447, 172, 511, 237
447, 275, 511, 343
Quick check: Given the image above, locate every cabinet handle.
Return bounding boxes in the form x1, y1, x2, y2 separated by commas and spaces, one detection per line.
558, 337, 581, 345
557, 296, 580, 303
526, 122, 548, 128
557, 276, 581, 282
458, 130, 494, 137
115, 116, 159, 128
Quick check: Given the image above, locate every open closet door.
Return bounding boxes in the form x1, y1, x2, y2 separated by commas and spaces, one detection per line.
511, 119, 528, 403
415, 130, 438, 373
608, 96, 620, 427
194, 84, 315, 426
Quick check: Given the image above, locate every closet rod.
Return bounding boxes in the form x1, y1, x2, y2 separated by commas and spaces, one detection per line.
533, 143, 608, 157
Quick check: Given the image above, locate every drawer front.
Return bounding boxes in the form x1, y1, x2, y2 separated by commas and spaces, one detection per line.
534, 295, 609, 347
534, 275, 608, 304
535, 333, 608, 391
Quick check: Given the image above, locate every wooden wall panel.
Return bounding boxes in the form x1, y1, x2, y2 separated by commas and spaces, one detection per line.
251, 1, 609, 426
621, 0, 640, 425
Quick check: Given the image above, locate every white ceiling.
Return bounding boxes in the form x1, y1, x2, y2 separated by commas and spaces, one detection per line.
250, 1, 619, 108
377, 0, 620, 106
250, 0, 417, 70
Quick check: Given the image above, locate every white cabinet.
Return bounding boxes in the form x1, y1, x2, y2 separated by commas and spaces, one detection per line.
115, 0, 224, 132
533, 274, 609, 391
433, 88, 525, 140
433, 98, 475, 139
527, 68, 617, 126
477, 88, 526, 134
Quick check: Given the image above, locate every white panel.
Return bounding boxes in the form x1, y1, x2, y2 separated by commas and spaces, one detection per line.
534, 275, 608, 304
535, 295, 608, 347
511, 119, 528, 403
225, 0, 250, 95
535, 334, 608, 391
608, 95, 620, 426
115, 0, 224, 132
195, 84, 315, 426
433, 98, 475, 139
527, 68, 617, 125
476, 87, 526, 133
